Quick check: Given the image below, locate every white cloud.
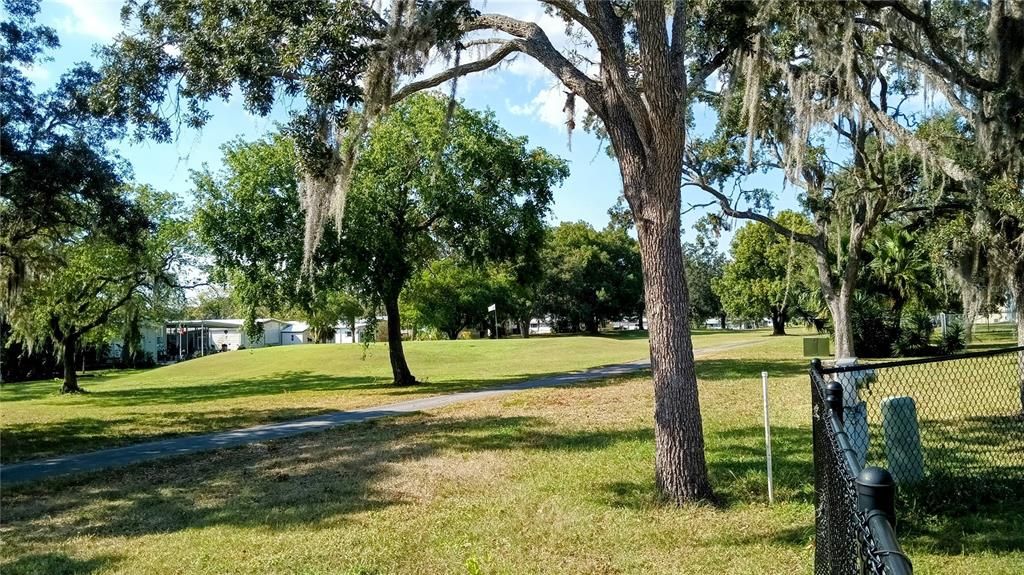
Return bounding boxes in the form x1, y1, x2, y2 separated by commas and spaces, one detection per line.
17, 63, 51, 83
54, 0, 123, 41
507, 84, 588, 131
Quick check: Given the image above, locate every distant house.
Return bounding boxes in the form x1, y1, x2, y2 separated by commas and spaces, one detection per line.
334, 318, 386, 343
165, 318, 286, 357
163, 316, 391, 357
281, 321, 310, 345
108, 323, 165, 362
529, 318, 553, 335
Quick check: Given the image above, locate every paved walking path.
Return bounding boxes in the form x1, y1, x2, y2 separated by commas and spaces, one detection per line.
0, 339, 760, 485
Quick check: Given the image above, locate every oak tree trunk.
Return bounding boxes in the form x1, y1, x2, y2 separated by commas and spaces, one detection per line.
770, 309, 787, 336
829, 292, 856, 359
383, 294, 417, 386
961, 285, 982, 344
630, 169, 713, 504
61, 335, 85, 394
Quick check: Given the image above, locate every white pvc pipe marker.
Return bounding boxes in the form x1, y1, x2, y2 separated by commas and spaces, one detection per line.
762, 371, 774, 504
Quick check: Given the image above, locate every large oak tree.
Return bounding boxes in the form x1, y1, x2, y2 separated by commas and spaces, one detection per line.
95, 0, 757, 502
196, 94, 564, 385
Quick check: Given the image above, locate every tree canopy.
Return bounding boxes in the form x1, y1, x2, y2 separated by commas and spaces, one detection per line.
195, 93, 566, 384
1, 0, 147, 307
4, 186, 192, 392
714, 212, 815, 335
537, 221, 643, 334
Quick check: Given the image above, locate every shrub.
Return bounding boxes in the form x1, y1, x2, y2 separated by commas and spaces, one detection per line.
940, 319, 966, 354
896, 308, 935, 356
851, 294, 898, 357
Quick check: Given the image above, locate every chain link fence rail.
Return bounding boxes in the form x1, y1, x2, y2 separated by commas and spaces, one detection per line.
811, 345, 1024, 574
812, 364, 912, 575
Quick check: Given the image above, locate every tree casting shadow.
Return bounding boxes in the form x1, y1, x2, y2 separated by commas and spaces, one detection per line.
1, 414, 653, 550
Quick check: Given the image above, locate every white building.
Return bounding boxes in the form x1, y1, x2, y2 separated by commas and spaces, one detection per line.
281, 321, 311, 345
108, 324, 165, 362
165, 316, 389, 357
334, 319, 379, 343
167, 318, 286, 356
529, 318, 553, 335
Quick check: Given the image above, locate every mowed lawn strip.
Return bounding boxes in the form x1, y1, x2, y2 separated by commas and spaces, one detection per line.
0, 330, 761, 463
2, 336, 1019, 574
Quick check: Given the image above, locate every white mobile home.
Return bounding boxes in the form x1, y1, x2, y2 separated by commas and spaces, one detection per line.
108, 324, 165, 362
281, 321, 311, 345
335, 320, 370, 344
166, 318, 286, 357
529, 318, 553, 335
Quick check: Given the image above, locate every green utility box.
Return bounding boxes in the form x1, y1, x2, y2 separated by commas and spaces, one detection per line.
803, 336, 831, 358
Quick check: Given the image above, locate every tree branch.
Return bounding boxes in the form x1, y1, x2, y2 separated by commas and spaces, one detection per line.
848, 85, 972, 182
859, 0, 998, 92
581, 1, 653, 141
538, 0, 603, 45
463, 13, 603, 105
391, 42, 521, 103
681, 180, 822, 248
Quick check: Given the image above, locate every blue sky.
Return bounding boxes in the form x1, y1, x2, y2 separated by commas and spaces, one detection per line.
24, 0, 802, 247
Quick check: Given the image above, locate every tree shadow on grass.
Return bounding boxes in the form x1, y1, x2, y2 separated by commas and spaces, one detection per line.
695, 358, 807, 382
0, 414, 653, 549
85, 371, 393, 406
0, 406, 335, 464
0, 552, 118, 575
1, 368, 646, 463
899, 490, 1024, 555
588, 423, 816, 512
0, 370, 153, 403
706, 424, 815, 507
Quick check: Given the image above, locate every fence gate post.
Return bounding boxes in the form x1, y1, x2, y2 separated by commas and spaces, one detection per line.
825, 381, 844, 423
856, 466, 896, 527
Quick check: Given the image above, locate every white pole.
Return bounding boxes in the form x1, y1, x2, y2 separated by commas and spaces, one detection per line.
762, 370, 774, 505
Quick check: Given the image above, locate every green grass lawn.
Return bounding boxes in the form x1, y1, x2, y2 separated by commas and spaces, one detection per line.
1, 335, 1020, 574
0, 330, 761, 463
969, 321, 1020, 349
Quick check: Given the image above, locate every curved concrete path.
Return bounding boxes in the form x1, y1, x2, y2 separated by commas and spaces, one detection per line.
0, 339, 759, 485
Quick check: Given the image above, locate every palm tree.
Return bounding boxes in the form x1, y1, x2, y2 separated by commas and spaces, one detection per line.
867, 228, 932, 329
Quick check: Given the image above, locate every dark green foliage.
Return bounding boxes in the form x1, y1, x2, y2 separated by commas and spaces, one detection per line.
339, 93, 564, 305
895, 307, 935, 356
196, 94, 564, 382
193, 133, 348, 327
93, 0, 383, 140
683, 238, 726, 327
1, 0, 149, 302
714, 212, 816, 334
1, 2, 191, 391
940, 320, 967, 355
537, 222, 643, 333
405, 259, 502, 340
850, 293, 897, 358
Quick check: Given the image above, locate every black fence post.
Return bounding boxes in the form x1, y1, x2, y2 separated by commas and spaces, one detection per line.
856, 466, 913, 574
825, 381, 844, 424
856, 467, 896, 527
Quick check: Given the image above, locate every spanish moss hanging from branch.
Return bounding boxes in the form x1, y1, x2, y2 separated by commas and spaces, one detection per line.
295, 0, 476, 272
563, 90, 576, 151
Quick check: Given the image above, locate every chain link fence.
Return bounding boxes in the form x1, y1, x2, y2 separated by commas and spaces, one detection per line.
821, 346, 1024, 493
811, 345, 1024, 574
812, 366, 912, 575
